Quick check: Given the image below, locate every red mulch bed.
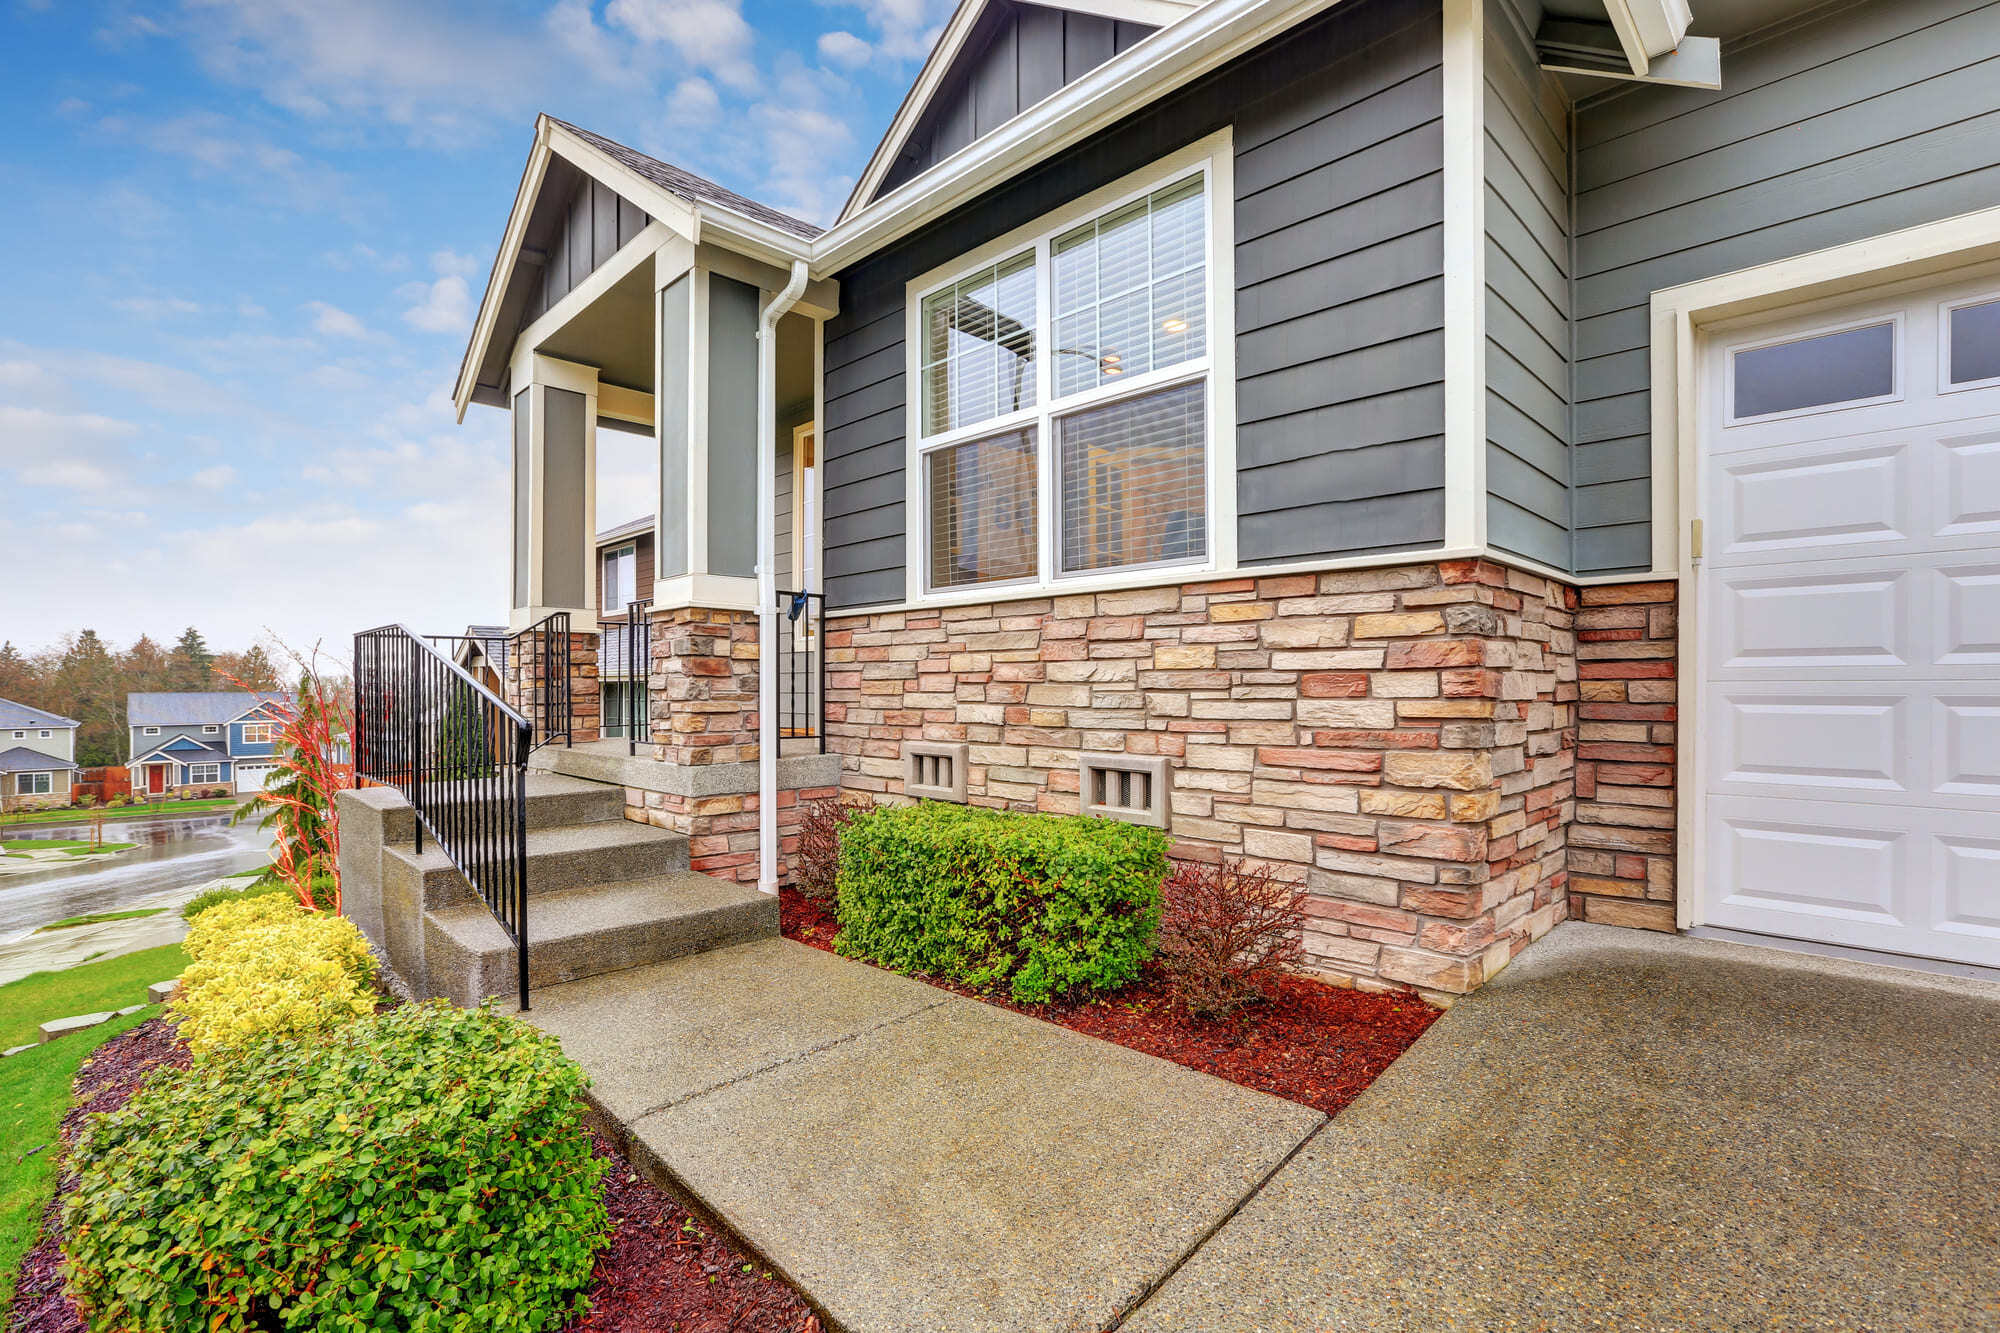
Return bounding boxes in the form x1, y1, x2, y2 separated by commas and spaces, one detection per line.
779, 887, 1440, 1117
7, 1019, 820, 1333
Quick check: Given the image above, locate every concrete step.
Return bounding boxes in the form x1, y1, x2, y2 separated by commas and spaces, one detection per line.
376, 772, 627, 845
421, 872, 779, 1005
382, 817, 689, 913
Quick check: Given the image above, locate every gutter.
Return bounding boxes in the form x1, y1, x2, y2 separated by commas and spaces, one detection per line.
756, 258, 811, 895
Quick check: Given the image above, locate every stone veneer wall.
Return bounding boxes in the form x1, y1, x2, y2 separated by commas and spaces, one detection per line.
504, 629, 600, 746
824, 560, 1588, 1000
1568, 581, 1678, 931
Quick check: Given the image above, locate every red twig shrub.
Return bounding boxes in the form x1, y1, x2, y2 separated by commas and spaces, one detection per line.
221, 640, 354, 915
1156, 858, 1310, 1019
794, 794, 869, 900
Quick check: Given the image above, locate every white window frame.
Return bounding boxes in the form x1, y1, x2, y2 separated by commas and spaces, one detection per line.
241, 722, 276, 745
142, 726, 160, 736
903, 130, 1237, 606
1939, 288, 2000, 394
1721, 312, 1904, 428
188, 762, 222, 785
18, 772, 53, 795
40, 729, 51, 739
203, 724, 220, 734
10, 731, 21, 740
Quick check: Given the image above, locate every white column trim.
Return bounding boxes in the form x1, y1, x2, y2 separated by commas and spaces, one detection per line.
1441, 0, 1487, 552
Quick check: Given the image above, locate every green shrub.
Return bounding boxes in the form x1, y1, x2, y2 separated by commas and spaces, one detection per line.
180, 876, 292, 922
174, 893, 376, 1056
63, 1002, 610, 1333
835, 802, 1168, 1003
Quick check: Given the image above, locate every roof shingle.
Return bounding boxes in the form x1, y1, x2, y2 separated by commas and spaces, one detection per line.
550, 119, 824, 240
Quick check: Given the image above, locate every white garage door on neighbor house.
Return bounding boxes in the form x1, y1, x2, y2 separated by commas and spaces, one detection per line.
234, 762, 280, 794
1698, 271, 2000, 970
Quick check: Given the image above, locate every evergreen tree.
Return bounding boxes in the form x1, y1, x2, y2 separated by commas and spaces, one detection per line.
171, 627, 214, 690
60, 630, 121, 765
214, 644, 281, 691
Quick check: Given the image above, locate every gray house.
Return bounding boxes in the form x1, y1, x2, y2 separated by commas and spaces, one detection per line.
127, 691, 291, 797
434, 0, 2000, 1000
0, 698, 80, 811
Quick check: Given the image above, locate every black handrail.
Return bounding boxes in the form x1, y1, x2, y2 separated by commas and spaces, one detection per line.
775, 590, 826, 755
624, 599, 651, 756
517, 611, 572, 751
354, 623, 534, 1011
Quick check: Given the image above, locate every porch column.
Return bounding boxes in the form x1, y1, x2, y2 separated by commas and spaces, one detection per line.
508, 353, 600, 634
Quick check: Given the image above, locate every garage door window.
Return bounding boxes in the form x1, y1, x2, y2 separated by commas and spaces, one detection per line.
1729, 320, 1897, 423
1946, 296, 2000, 389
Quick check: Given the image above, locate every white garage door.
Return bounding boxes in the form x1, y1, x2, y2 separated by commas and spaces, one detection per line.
1698, 270, 2000, 969
234, 762, 279, 794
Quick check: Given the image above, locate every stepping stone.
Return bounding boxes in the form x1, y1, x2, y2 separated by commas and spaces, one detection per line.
2, 1045, 34, 1059
114, 1004, 146, 1017
146, 978, 179, 1004
39, 1011, 114, 1044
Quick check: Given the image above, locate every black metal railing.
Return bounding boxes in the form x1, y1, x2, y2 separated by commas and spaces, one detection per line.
519, 611, 572, 751
775, 589, 826, 754
599, 599, 652, 756
355, 624, 534, 1010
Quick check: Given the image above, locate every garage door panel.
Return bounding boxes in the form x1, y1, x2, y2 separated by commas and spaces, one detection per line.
1936, 564, 2000, 664
1712, 443, 1913, 559
1939, 429, 2000, 538
1937, 696, 2000, 797
1707, 565, 1916, 672
1710, 691, 1908, 794
1938, 837, 2000, 944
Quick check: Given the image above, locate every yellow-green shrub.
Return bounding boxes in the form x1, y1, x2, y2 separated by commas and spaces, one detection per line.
173, 895, 377, 1056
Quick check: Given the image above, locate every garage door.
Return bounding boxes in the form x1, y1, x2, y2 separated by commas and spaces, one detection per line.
234, 762, 279, 794
1698, 271, 2000, 969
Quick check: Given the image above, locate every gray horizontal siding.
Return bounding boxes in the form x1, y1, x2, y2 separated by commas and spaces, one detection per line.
1483, 0, 1570, 570
821, 0, 1444, 608
1572, 0, 2000, 573
877, 2, 1155, 199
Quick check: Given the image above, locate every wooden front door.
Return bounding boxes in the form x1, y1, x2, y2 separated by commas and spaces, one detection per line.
147, 764, 165, 794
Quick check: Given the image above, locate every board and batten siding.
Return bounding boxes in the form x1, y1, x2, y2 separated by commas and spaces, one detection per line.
821, 0, 1445, 610
1572, 0, 2000, 573
529, 177, 651, 325
876, 1, 1156, 200
1483, 0, 1571, 570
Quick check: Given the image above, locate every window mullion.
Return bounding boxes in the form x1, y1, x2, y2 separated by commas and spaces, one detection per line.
1036, 233, 1056, 588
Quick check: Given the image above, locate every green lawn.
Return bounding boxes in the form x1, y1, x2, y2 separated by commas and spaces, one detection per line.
36, 908, 165, 933
0, 797, 242, 828
0, 944, 185, 1051
1, 840, 137, 855
0, 1006, 157, 1309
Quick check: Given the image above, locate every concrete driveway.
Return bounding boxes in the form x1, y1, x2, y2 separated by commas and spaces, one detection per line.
1127, 924, 2000, 1332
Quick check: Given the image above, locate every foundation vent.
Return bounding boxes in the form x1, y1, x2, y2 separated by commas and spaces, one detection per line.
904, 741, 968, 803
1078, 753, 1171, 828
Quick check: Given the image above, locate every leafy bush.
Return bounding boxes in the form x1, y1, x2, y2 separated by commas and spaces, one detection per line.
180, 876, 294, 922
1156, 858, 1309, 1019
62, 1002, 610, 1333
174, 894, 376, 1056
835, 802, 1167, 1003
793, 794, 868, 900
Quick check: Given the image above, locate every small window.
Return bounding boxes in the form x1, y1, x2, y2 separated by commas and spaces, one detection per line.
1078, 753, 1171, 828
602, 542, 638, 613
10, 731, 21, 740
1947, 297, 2000, 388
1731, 321, 1896, 421
143, 726, 160, 736
904, 741, 968, 803
17, 772, 52, 796
39, 729, 51, 738
203, 724, 220, 734
241, 722, 275, 744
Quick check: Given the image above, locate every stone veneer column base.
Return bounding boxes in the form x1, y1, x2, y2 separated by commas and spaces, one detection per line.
615, 753, 844, 885
822, 559, 1678, 1003
505, 628, 601, 745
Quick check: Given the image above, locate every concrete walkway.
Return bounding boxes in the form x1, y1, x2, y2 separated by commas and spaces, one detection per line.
525, 938, 1324, 1333
1126, 924, 2000, 1332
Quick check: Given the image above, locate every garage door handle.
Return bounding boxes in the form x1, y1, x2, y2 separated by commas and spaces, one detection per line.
1690, 519, 1703, 563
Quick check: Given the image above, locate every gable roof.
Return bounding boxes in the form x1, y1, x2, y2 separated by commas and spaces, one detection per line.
0, 698, 78, 730
550, 120, 822, 241
457, 625, 511, 677
127, 691, 288, 729
0, 746, 79, 773
596, 514, 656, 547
131, 737, 232, 766
839, 0, 1197, 222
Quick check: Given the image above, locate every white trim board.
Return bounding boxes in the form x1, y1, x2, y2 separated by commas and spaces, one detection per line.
1647, 202, 2000, 931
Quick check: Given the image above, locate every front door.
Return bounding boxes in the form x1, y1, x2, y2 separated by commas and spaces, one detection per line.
1695, 269, 2000, 969
147, 763, 165, 794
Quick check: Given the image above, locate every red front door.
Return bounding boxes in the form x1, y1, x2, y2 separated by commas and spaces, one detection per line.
147, 765, 165, 794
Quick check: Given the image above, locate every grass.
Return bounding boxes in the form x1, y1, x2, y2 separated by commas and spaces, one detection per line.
0, 944, 186, 1052
1, 840, 137, 855
0, 797, 241, 828
36, 909, 166, 933
0, 1006, 157, 1309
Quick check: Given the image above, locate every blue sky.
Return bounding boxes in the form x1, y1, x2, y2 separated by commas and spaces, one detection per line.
0, 0, 947, 660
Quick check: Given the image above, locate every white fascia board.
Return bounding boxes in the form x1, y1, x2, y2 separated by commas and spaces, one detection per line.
692, 208, 816, 272
814, 0, 1353, 274
1601, 0, 1692, 74
1544, 34, 1719, 89
543, 122, 701, 239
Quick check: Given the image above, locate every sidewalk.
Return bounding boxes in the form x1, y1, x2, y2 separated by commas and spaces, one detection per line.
0, 873, 257, 986
525, 937, 1325, 1333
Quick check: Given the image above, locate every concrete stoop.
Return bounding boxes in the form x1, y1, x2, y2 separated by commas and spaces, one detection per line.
335, 773, 778, 1007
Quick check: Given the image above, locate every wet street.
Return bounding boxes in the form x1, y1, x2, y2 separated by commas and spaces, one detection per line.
0, 811, 274, 939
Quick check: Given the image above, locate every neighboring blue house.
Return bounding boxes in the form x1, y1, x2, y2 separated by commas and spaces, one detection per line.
126, 691, 290, 797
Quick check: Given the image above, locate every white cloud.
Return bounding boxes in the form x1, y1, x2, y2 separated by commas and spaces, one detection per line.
306, 301, 369, 339
98, 110, 352, 215
192, 465, 238, 490
400, 274, 473, 334
607, 0, 757, 89
824, 0, 953, 62
816, 30, 872, 68
665, 77, 721, 128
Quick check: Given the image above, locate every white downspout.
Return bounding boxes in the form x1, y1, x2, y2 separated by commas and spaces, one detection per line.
757, 257, 810, 895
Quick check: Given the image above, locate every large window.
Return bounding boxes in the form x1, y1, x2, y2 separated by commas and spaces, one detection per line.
913, 163, 1217, 595
188, 763, 221, 785
242, 722, 275, 745
17, 772, 52, 796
